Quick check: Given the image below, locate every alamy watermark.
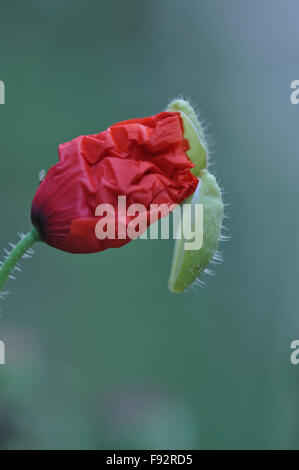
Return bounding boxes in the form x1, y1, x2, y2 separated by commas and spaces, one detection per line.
94, 196, 204, 250
290, 340, 299, 365
0, 341, 5, 365
290, 80, 299, 104
0, 80, 5, 104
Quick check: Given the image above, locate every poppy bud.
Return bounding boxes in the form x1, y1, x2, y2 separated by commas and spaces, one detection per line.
31, 111, 199, 253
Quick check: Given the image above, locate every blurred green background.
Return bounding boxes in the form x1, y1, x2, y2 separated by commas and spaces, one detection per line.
0, 0, 299, 450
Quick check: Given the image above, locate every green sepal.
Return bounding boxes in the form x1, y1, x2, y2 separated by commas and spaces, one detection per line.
168, 169, 223, 293
167, 98, 208, 176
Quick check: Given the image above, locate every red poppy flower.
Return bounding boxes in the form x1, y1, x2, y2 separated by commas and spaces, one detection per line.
31, 111, 198, 253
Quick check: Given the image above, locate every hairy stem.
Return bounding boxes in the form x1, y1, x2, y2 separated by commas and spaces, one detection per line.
0, 227, 40, 292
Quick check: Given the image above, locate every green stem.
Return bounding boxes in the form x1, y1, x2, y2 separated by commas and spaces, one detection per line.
0, 227, 40, 292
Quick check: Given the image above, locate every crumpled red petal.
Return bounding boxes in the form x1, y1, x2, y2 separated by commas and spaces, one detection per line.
31, 111, 198, 253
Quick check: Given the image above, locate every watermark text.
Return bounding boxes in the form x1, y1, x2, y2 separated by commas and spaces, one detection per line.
94, 197, 203, 250
290, 80, 299, 104
0, 340, 5, 365
0, 80, 5, 104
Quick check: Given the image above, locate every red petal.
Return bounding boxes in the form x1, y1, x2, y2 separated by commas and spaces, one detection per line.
31, 112, 198, 253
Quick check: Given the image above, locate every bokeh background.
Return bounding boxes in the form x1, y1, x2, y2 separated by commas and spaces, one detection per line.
0, 0, 299, 450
